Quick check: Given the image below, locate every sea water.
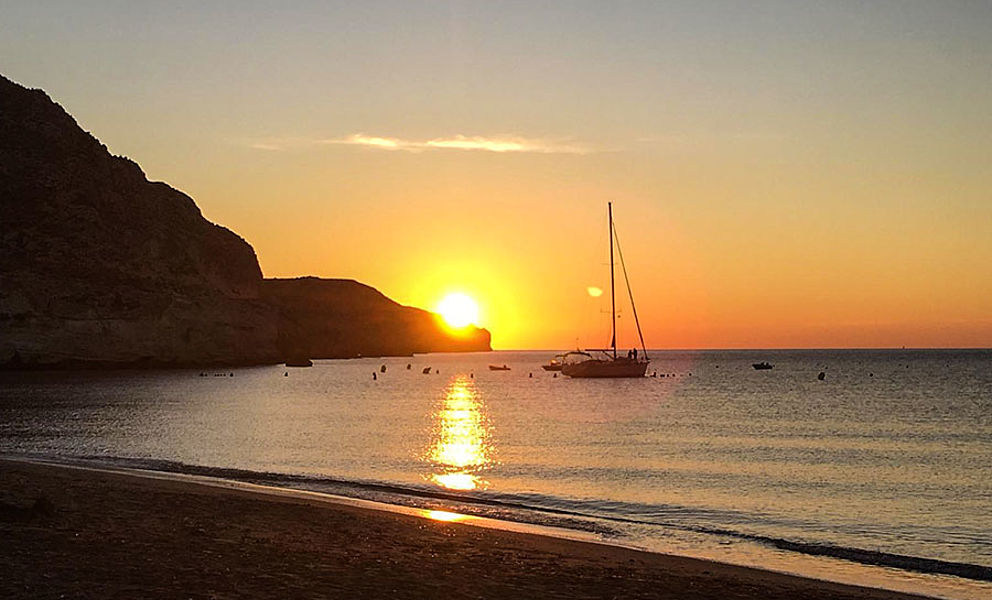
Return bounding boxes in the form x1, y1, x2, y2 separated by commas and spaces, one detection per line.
1, 349, 989, 599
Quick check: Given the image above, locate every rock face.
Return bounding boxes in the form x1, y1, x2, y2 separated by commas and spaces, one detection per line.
262, 278, 491, 359
0, 75, 490, 368
0, 75, 279, 367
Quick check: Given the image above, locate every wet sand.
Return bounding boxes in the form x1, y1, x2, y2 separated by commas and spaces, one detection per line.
0, 459, 929, 599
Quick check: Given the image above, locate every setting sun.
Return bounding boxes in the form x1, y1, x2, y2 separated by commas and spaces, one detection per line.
436, 293, 479, 329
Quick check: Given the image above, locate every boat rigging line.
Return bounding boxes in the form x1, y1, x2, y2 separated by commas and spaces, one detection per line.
611, 220, 649, 359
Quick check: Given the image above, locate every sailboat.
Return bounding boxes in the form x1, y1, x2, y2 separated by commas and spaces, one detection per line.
561, 203, 650, 378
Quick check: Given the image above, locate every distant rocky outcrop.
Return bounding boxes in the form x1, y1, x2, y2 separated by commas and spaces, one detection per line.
262, 277, 491, 359
0, 75, 490, 368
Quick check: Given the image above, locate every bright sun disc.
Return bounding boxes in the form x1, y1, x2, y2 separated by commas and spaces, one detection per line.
436, 293, 479, 328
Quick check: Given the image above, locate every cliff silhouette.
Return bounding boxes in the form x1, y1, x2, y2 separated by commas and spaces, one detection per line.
0, 75, 490, 368
263, 278, 489, 359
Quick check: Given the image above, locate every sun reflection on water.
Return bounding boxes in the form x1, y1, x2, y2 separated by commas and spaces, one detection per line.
425, 375, 495, 491
423, 509, 467, 522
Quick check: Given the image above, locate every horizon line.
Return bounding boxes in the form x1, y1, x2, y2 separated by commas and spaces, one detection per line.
481, 346, 992, 352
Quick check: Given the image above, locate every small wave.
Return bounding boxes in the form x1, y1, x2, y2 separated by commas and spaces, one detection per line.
46, 454, 992, 583
690, 526, 992, 582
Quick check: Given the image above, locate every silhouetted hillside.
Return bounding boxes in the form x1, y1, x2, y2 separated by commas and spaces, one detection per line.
0, 75, 490, 367
262, 278, 491, 358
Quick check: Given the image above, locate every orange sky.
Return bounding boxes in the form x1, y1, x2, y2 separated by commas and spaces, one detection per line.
3, 2, 990, 348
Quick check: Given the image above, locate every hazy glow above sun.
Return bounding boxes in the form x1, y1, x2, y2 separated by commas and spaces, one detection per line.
436, 293, 479, 328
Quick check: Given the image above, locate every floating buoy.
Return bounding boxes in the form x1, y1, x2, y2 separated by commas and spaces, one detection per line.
372, 372, 377, 380
284, 372, 288, 377
529, 373, 533, 378
380, 364, 386, 373
818, 371, 826, 381
407, 363, 412, 370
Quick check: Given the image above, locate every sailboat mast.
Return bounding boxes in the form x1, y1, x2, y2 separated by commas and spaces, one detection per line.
609, 202, 616, 359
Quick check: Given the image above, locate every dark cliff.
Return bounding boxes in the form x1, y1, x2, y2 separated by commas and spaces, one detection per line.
0, 75, 490, 367
262, 278, 491, 358
0, 75, 279, 367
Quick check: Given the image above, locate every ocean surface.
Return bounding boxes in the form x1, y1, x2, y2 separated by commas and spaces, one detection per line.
1, 349, 990, 599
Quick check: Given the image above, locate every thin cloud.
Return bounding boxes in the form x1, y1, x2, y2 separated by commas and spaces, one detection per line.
319, 133, 597, 155
338, 134, 402, 150
246, 133, 599, 154
248, 142, 285, 151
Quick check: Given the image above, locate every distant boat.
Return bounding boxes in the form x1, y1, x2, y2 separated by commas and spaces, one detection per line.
752, 362, 773, 370
541, 354, 565, 371
488, 364, 511, 371
285, 357, 313, 367
422, 367, 432, 374
561, 203, 649, 379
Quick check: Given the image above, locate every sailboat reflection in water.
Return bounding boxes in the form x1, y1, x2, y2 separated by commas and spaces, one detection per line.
425, 375, 496, 491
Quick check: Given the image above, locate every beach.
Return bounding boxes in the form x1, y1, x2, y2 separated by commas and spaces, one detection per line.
0, 459, 929, 600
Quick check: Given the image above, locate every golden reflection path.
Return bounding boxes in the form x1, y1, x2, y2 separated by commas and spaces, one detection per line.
422, 509, 467, 522
425, 374, 495, 491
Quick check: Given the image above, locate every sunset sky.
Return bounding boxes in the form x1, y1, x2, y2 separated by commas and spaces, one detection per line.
3, 1, 990, 349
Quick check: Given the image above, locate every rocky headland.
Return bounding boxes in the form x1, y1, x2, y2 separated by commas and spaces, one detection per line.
263, 278, 490, 360
0, 75, 490, 368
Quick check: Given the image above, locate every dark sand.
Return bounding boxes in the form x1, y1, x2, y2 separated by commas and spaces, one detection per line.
0, 459, 930, 599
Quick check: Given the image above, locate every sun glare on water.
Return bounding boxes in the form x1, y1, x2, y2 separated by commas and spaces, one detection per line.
436, 293, 479, 328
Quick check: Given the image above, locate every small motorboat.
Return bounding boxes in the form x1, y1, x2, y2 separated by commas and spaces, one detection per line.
541, 354, 565, 371
488, 364, 511, 371
422, 367, 432, 374
752, 362, 773, 370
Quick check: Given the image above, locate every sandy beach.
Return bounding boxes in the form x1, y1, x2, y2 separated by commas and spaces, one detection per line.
0, 459, 932, 600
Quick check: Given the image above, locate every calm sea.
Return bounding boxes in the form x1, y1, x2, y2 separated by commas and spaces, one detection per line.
1, 349, 989, 599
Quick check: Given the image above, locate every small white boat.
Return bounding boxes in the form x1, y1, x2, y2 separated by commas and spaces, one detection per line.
541, 354, 565, 371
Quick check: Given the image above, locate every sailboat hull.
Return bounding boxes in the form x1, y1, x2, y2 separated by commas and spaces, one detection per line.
561, 359, 649, 378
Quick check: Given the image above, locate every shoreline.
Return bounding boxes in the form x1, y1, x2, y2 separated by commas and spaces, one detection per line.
10, 454, 988, 590
6, 455, 610, 546
1, 458, 934, 599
